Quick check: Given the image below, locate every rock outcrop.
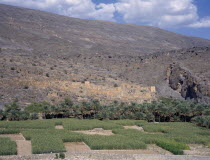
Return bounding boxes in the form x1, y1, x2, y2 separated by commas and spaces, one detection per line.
167, 64, 210, 103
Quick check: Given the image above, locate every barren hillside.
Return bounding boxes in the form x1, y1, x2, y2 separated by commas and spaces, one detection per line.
0, 4, 210, 106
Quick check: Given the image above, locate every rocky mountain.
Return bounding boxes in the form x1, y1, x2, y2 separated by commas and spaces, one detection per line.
0, 4, 210, 106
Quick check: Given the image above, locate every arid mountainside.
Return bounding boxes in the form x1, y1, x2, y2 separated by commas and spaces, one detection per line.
0, 4, 210, 106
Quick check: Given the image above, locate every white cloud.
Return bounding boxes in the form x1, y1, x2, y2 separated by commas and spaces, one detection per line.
0, 0, 116, 21
188, 17, 210, 28
115, 0, 199, 28
1, 0, 210, 28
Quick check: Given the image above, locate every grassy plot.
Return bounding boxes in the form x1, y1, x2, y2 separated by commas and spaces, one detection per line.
22, 129, 147, 152
0, 129, 20, 134
0, 119, 210, 155
22, 130, 66, 154
84, 134, 146, 150
112, 128, 189, 155
156, 140, 189, 155
138, 122, 210, 145
31, 136, 66, 154
105, 119, 140, 126
0, 119, 55, 129
62, 119, 122, 130
0, 137, 17, 155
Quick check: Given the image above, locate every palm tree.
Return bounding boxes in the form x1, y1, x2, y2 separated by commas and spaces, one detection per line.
0, 109, 5, 120
146, 113, 155, 122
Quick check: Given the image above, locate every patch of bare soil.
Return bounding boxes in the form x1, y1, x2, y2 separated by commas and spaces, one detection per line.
124, 126, 164, 134
16, 140, 32, 155
92, 149, 156, 155
147, 144, 173, 155
0, 134, 25, 141
0, 134, 32, 155
73, 128, 114, 135
55, 125, 64, 129
124, 125, 144, 131
65, 142, 91, 152
184, 144, 210, 156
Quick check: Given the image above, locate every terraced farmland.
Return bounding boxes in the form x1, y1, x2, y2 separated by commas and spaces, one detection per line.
0, 119, 210, 157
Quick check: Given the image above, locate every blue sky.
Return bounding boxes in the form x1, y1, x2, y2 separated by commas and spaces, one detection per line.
1, 0, 210, 39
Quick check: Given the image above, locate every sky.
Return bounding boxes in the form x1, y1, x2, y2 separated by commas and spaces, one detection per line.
1, 0, 210, 39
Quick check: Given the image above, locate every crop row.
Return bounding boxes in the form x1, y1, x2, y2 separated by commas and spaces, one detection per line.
0, 119, 210, 155
0, 137, 16, 155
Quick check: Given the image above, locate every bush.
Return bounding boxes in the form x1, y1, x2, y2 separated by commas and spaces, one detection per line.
59, 152, 65, 159
30, 113, 39, 120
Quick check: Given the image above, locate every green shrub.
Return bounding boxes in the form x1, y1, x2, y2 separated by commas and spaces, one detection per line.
59, 152, 65, 159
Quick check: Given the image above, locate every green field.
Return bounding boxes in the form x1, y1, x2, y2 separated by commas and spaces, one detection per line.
0, 137, 17, 155
0, 119, 210, 155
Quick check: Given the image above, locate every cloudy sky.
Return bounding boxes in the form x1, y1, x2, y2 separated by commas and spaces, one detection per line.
1, 0, 210, 39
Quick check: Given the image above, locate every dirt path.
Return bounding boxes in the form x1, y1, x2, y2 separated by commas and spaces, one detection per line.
1, 153, 210, 160
16, 140, 32, 155
0, 134, 25, 141
65, 142, 91, 152
73, 128, 114, 135
184, 144, 210, 156
64, 142, 172, 155
0, 134, 32, 155
147, 144, 172, 155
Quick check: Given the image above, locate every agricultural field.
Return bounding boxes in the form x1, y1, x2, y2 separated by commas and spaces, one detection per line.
0, 119, 210, 157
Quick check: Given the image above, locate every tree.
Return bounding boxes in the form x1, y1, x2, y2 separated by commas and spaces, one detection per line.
135, 112, 146, 120
25, 101, 52, 119
146, 113, 155, 122
4, 101, 22, 121
0, 109, 5, 120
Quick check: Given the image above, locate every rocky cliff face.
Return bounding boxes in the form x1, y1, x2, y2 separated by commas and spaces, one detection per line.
168, 64, 210, 103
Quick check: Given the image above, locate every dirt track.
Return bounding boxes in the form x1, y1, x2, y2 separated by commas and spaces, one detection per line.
1, 153, 210, 160
73, 128, 114, 135
0, 134, 32, 155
